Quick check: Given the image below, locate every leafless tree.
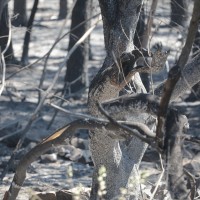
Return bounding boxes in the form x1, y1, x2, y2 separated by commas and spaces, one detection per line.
64, 0, 92, 93
3, 0, 200, 200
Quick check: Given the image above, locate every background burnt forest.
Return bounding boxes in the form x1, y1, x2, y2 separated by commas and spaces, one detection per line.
0, 0, 200, 199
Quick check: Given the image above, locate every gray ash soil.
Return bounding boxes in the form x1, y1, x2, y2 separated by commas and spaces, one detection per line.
0, 0, 200, 199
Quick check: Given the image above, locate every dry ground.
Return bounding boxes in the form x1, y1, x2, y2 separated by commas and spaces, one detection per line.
0, 0, 199, 199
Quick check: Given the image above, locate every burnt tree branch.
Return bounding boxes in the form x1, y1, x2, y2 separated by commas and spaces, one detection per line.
156, 0, 200, 149
3, 112, 158, 200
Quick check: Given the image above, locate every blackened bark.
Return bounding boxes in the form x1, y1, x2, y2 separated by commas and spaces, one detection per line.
0, 3, 15, 63
21, 0, 39, 66
170, 0, 188, 27
12, 0, 27, 27
65, 0, 91, 93
58, 0, 67, 20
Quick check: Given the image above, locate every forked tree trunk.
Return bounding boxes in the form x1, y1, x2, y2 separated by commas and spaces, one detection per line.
88, 1, 145, 199
65, 0, 91, 93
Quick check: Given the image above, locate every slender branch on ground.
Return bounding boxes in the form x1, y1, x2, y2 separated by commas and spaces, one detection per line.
156, 0, 200, 149
0, 21, 99, 181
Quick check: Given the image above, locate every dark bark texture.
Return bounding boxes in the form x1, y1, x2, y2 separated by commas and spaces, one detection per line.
65, 0, 91, 93
0, 3, 15, 63
58, 0, 68, 19
21, 0, 39, 66
170, 0, 188, 27
12, 0, 27, 27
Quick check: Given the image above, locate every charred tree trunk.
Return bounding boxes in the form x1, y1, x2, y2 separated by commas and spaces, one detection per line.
88, 1, 145, 199
58, 0, 67, 20
0, 2, 15, 63
64, 0, 91, 93
21, 0, 39, 66
170, 0, 188, 27
12, 0, 27, 27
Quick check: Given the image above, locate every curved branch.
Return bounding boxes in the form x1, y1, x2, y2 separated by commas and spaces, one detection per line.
0, 20, 99, 181
4, 112, 156, 200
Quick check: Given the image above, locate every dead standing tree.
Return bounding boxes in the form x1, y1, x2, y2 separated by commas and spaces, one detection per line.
64, 0, 92, 93
3, 0, 200, 200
